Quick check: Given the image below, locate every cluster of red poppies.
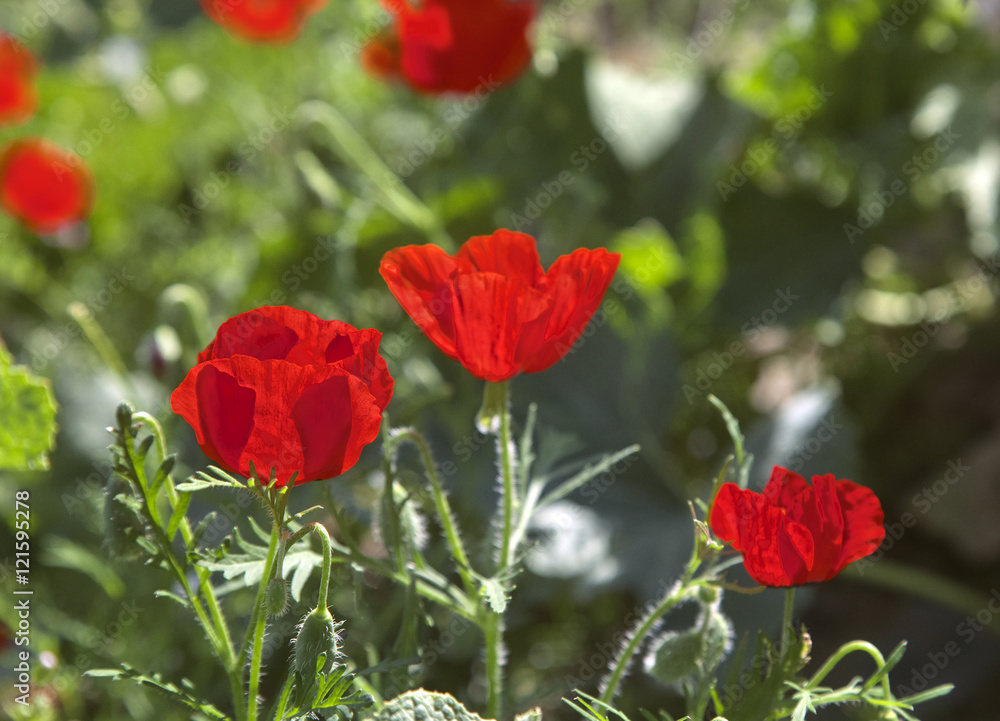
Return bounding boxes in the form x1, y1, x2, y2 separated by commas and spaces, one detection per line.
171, 227, 886, 588
0, 33, 93, 236
171, 229, 620, 485
202, 0, 536, 95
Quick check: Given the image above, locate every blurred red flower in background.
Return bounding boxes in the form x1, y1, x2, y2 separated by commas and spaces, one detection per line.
0, 34, 39, 126
171, 306, 393, 487
710, 466, 886, 587
200, 0, 328, 43
380, 229, 620, 382
0, 139, 94, 235
363, 0, 536, 94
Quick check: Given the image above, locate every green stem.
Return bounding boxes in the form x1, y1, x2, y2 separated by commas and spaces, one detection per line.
310, 523, 334, 610
133, 412, 242, 719
245, 511, 284, 721
495, 382, 516, 573
600, 581, 703, 705
806, 641, 886, 690
781, 587, 796, 656
487, 381, 515, 720
388, 427, 477, 598
484, 611, 503, 720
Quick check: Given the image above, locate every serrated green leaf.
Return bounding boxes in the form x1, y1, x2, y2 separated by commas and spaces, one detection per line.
0, 343, 58, 471
198, 525, 323, 595
190, 512, 218, 550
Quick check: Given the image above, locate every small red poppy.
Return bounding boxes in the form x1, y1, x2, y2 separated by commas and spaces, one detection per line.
380, 229, 621, 382
171, 306, 394, 487
363, 0, 536, 95
0, 139, 94, 235
200, 0, 328, 43
0, 34, 38, 126
710, 467, 886, 587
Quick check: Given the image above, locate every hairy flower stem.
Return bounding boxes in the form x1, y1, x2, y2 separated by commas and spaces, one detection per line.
484, 611, 504, 720
485, 380, 516, 720
310, 522, 334, 610
245, 492, 287, 721
599, 580, 703, 706
495, 382, 517, 573
387, 427, 477, 598
805, 641, 891, 699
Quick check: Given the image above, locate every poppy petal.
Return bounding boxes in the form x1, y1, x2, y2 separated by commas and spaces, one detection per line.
518, 247, 620, 373
833, 479, 886, 574
380, 244, 461, 358
171, 362, 257, 475
450, 271, 547, 382
456, 229, 543, 283
291, 372, 382, 483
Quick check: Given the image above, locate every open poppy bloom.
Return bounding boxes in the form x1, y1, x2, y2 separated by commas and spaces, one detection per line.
171, 306, 394, 487
200, 0, 328, 43
363, 0, 536, 94
0, 139, 94, 235
710, 467, 886, 587
380, 229, 620, 382
0, 34, 38, 126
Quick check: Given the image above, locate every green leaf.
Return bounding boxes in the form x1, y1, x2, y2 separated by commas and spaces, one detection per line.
85, 664, 230, 720
536, 444, 641, 510
197, 525, 324, 600
166, 492, 193, 542
0, 342, 58, 470
708, 395, 749, 486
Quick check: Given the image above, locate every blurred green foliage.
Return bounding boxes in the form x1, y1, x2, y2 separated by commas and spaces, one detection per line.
2, 0, 1000, 719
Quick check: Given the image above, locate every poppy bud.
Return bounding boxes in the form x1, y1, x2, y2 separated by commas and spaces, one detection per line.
292, 606, 340, 703
265, 577, 290, 617
116, 402, 135, 433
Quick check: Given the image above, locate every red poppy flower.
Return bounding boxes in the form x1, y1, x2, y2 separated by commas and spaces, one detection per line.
380, 229, 621, 382
0, 34, 38, 126
171, 306, 394, 487
710, 467, 886, 587
363, 0, 536, 94
0, 139, 94, 235
200, 0, 328, 43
